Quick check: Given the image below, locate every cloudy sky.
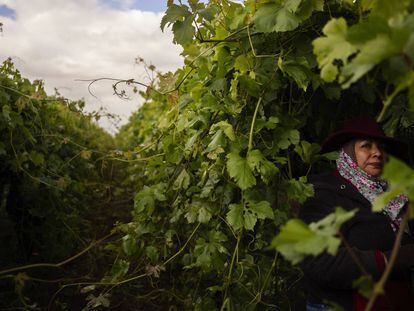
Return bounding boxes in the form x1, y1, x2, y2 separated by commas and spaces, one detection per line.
0, 0, 184, 132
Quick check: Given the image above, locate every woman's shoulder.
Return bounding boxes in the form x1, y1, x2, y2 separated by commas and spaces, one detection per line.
299, 172, 341, 222
308, 171, 343, 191
305, 171, 369, 211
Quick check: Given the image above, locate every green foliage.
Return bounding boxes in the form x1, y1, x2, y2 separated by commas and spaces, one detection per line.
373, 157, 414, 212
226, 199, 274, 231
313, 0, 414, 119
272, 208, 356, 264
3, 0, 414, 309
109, 0, 414, 309
0, 59, 119, 309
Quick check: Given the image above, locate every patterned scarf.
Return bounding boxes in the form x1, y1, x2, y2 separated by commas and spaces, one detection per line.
336, 149, 408, 232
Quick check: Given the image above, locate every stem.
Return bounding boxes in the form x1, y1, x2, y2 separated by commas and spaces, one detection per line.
163, 222, 200, 266
49, 224, 200, 309
247, 24, 280, 58
365, 209, 409, 311
288, 83, 293, 115
287, 152, 293, 179
377, 74, 414, 122
48, 273, 148, 310
248, 97, 262, 152
0, 233, 114, 276
256, 252, 278, 304
377, 90, 397, 123
222, 233, 241, 309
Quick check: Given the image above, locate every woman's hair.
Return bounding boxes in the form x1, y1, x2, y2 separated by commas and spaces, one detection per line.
342, 140, 356, 162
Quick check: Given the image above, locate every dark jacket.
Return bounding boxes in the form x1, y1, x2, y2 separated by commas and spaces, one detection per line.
299, 172, 414, 310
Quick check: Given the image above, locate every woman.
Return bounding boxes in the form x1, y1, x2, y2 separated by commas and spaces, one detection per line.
299, 116, 414, 310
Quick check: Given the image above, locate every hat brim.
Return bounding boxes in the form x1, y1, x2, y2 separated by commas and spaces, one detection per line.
321, 130, 408, 159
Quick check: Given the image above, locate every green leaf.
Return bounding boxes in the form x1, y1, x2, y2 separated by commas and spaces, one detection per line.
226, 200, 273, 231
346, 16, 389, 44
353, 276, 374, 299
198, 206, 212, 223
122, 235, 138, 256
80, 150, 92, 160
373, 188, 404, 212
272, 208, 356, 264
284, 0, 302, 13
238, 74, 260, 98
246, 149, 263, 170
294, 140, 321, 163
254, 3, 301, 33
243, 211, 257, 231
271, 219, 314, 264
145, 246, 159, 263
29, 151, 45, 166
206, 129, 225, 152
266, 116, 280, 129
234, 55, 252, 74
283, 176, 314, 204
174, 168, 191, 190
226, 152, 256, 190
373, 157, 414, 212
340, 34, 397, 88
226, 204, 244, 231
313, 18, 357, 82
276, 129, 300, 149
134, 186, 155, 214
185, 200, 213, 224
371, 0, 407, 20
193, 230, 228, 269
249, 200, 274, 220
247, 149, 278, 183
198, 7, 216, 22
2, 104, 11, 122
210, 121, 236, 141
297, 0, 324, 20
110, 259, 130, 281
172, 16, 195, 46
243, 200, 274, 231
278, 56, 312, 91
134, 183, 167, 216
274, 8, 301, 32
161, 4, 190, 31
153, 183, 167, 201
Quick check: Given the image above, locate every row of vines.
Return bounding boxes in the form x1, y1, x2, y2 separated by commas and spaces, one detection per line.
112, 0, 414, 309
1, 0, 414, 310
0, 59, 131, 309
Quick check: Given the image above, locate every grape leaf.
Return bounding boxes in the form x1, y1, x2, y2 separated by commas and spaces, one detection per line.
254, 3, 300, 33
172, 16, 195, 46
161, 4, 190, 31
278, 56, 312, 91
341, 34, 397, 88
226, 203, 244, 230
174, 168, 191, 190
373, 157, 414, 212
313, 18, 357, 82
272, 208, 356, 264
226, 152, 256, 190
210, 121, 236, 141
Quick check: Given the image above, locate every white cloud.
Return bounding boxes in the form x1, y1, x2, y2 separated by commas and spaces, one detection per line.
0, 0, 183, 132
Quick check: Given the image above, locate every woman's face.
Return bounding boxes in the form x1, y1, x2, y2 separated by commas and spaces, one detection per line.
354, 139, 387, 177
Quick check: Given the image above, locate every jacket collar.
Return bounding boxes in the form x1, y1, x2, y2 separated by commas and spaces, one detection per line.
311, 171, 371, 209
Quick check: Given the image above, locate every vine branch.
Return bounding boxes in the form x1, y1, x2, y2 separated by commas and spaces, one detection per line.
365, 208, 410, 311
0, 232, 115, 276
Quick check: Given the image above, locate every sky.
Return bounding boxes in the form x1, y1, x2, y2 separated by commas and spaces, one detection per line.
0, 0, 184, 132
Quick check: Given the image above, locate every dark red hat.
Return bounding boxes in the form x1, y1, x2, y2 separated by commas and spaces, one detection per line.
321, 116, 408, 158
